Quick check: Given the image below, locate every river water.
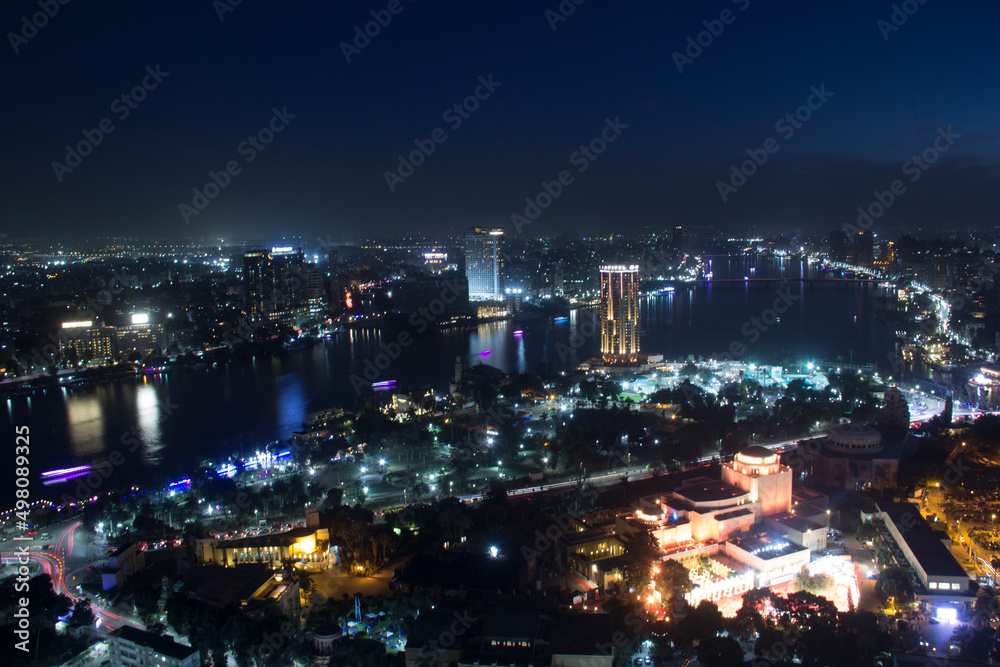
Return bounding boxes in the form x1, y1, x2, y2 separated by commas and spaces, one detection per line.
2, 257, 898, 500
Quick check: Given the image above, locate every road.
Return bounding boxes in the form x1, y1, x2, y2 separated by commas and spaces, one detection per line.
3, 520, 143, 632
453, 437, 805, 505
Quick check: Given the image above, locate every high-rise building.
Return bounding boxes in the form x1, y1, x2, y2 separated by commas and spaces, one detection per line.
599, 264, 640, 362
673, 225, 683, 251
243, 249, 273, 324
875, 241, 896, 271
464, 227, 504, 301
270, 246, 306, 311
328, 250, 341, 308
301, 262, 325, 318
58, 320, 115, 363
243, 247, 313, 326
853, 230, 874, 267
828, 229, 848, 262
116, 314, 165, 359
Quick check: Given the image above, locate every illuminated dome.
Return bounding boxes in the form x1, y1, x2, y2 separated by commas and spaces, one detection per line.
826, 422, 882, 453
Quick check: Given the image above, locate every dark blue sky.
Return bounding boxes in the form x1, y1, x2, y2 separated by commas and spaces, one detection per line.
2, 0, 998, 240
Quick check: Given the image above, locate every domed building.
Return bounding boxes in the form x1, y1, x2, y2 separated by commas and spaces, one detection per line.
722, 446, 793, 517
621, 445, 825, 605
802, 421, 900, 490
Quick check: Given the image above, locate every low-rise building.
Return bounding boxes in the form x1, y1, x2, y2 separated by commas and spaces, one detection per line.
406, 607, 614, 667
875, 502, 974, 601
108, 626, 199, 667
198, 526, 330, 569
101, 542, 146, 590
179, 564, 300, 616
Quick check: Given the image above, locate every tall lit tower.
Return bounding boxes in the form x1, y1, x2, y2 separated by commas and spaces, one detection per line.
464, 227, 504, 301
243, 249, 273, 324
270, 246, 305, 311
600, 264, 640, 362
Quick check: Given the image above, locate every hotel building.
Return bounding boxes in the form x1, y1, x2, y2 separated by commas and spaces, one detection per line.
599, 264, 640, 363
464, 228, 504, 301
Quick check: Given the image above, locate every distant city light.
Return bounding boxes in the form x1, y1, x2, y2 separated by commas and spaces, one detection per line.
131, 313, 149, 325
62, 320, 92, 329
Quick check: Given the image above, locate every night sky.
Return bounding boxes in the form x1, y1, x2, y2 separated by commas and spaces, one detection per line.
2, 0, 998, 240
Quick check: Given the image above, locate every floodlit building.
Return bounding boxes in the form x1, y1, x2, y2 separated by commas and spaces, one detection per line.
465, 228, 504, 301
619, 446, 824, 605
58, 320, 115, 363
115, 314, 165, 358
599, 264, 640, 363
198, 526, 330, 569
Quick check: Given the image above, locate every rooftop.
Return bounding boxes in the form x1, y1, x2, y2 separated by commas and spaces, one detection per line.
767, 513, 825, 534
111, 626, 199, 660
878, 502, 971, 580
215, 525, 317, 549
180, 564, 280, 609
674, 480, 748, 504
484, 611, 540, 640
715, 507, 755, 522
558, 527, 616, 547
547, 612, 614, 655
730, 533, 807, 560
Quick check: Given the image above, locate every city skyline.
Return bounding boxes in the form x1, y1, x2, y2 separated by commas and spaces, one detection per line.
4, 2, 1000, 665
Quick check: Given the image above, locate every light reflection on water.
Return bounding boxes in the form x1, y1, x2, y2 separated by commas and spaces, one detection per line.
2, 258, 898, 498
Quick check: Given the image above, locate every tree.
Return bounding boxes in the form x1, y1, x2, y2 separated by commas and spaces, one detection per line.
696, 636, 745, 667
0, 574, 72, 631
145, 621, 167, 636
792, 571, 834, 596
69, 598, 95, 628
655, 559, 693, 612
620, 532, 660, 593
875, 566, 914, 604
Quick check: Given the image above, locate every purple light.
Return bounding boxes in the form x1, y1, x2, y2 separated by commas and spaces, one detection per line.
42, 465, 92, 478
42, 470, 92, 486
480, 350, 491, 356
372, 380, 396, 388
513, 330, 523, 337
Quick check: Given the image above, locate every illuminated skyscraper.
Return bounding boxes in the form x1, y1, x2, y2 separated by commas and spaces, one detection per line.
270, 246, 305, 311
600, 264, 640, 362
243, 249, 273, 324
464, 227, 503, 301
